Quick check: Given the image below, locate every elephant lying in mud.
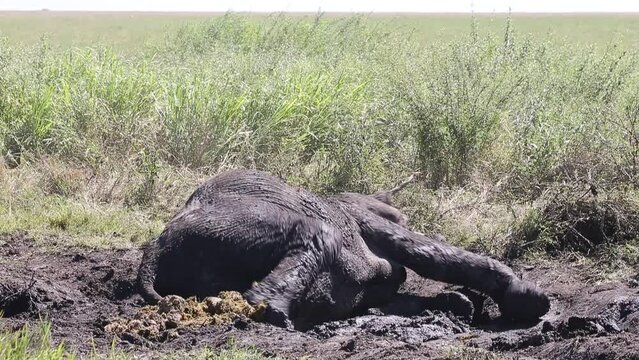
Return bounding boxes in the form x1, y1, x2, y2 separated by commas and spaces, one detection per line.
138, 170, 550, 329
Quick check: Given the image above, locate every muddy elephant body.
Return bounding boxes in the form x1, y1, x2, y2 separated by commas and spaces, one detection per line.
138, 170, 549, 328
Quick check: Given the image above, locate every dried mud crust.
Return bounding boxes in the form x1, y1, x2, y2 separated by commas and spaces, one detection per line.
1, 233, 638, 359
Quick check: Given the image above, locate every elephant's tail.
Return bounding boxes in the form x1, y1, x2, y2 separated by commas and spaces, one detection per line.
137, 235, 164, 304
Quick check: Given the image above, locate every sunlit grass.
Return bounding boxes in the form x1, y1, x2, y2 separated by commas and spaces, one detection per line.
0, 195, 163, 248
0, 322, 70, 360
0, 321, 271, 359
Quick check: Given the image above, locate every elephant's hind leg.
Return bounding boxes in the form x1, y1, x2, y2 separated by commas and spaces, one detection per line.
243, 219, 341, 328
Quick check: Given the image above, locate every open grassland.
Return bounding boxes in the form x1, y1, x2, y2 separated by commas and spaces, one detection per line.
2, 12, 639, 50
1, 12, 639, 358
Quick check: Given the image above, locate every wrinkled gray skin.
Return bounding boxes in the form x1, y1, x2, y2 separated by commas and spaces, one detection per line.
138, 169, 549, 329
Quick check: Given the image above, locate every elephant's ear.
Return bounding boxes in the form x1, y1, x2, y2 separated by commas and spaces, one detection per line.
373, 172, 421, 205
372, 191, 393, 205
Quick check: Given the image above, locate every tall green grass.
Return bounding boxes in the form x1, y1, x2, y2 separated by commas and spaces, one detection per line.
1, 14, 637, 194
0, 15, 409, 194
406, 23, 638, 190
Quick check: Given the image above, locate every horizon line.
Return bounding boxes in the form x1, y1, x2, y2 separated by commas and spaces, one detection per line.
2, 9, 639, 15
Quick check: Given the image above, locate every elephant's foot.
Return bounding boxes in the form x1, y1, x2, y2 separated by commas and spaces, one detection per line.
497, 280, 550, 322
262, 305, 294, 329
244, 290, 294, 329
431, 291, 475, 320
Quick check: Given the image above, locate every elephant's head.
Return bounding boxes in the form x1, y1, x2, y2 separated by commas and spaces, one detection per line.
333, 172, 420, 227
334, 192, 409, 226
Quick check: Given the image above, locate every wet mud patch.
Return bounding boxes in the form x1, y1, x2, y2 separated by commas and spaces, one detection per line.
311, 311, 469, 344
1, 233, 639, 359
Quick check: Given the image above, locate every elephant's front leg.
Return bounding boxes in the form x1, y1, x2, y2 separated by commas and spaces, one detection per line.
243, 219, 341, 329
355, 210, 550, 322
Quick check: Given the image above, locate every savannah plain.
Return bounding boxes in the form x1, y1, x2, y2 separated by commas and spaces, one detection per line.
1, 11, 639, 359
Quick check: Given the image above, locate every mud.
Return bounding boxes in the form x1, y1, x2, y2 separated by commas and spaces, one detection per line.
1, 232, 638, 359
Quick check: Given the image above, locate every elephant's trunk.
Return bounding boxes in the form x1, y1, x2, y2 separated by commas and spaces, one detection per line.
137, 235, 163, 304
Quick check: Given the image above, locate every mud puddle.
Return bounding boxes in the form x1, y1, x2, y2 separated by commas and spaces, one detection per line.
1, 233, 638, 359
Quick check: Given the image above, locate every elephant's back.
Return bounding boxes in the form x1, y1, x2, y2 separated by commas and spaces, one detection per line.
186, 169, 352, 230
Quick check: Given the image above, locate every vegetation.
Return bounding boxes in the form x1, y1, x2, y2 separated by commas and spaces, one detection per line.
2, 10, 639, 359
0, 322, 68, 360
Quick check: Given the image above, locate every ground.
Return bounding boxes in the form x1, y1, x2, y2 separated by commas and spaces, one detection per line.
2, 232, 638, 359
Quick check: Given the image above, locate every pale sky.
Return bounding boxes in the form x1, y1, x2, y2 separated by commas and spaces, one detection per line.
1, 0, 638, 13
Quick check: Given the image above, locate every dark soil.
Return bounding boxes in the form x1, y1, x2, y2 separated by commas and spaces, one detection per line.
1, 232, 638, 359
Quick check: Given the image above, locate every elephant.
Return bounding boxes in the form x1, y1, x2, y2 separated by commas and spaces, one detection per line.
137, 169, 550, 329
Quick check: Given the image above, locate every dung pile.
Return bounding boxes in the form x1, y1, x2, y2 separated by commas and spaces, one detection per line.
105, 291, 266, 341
